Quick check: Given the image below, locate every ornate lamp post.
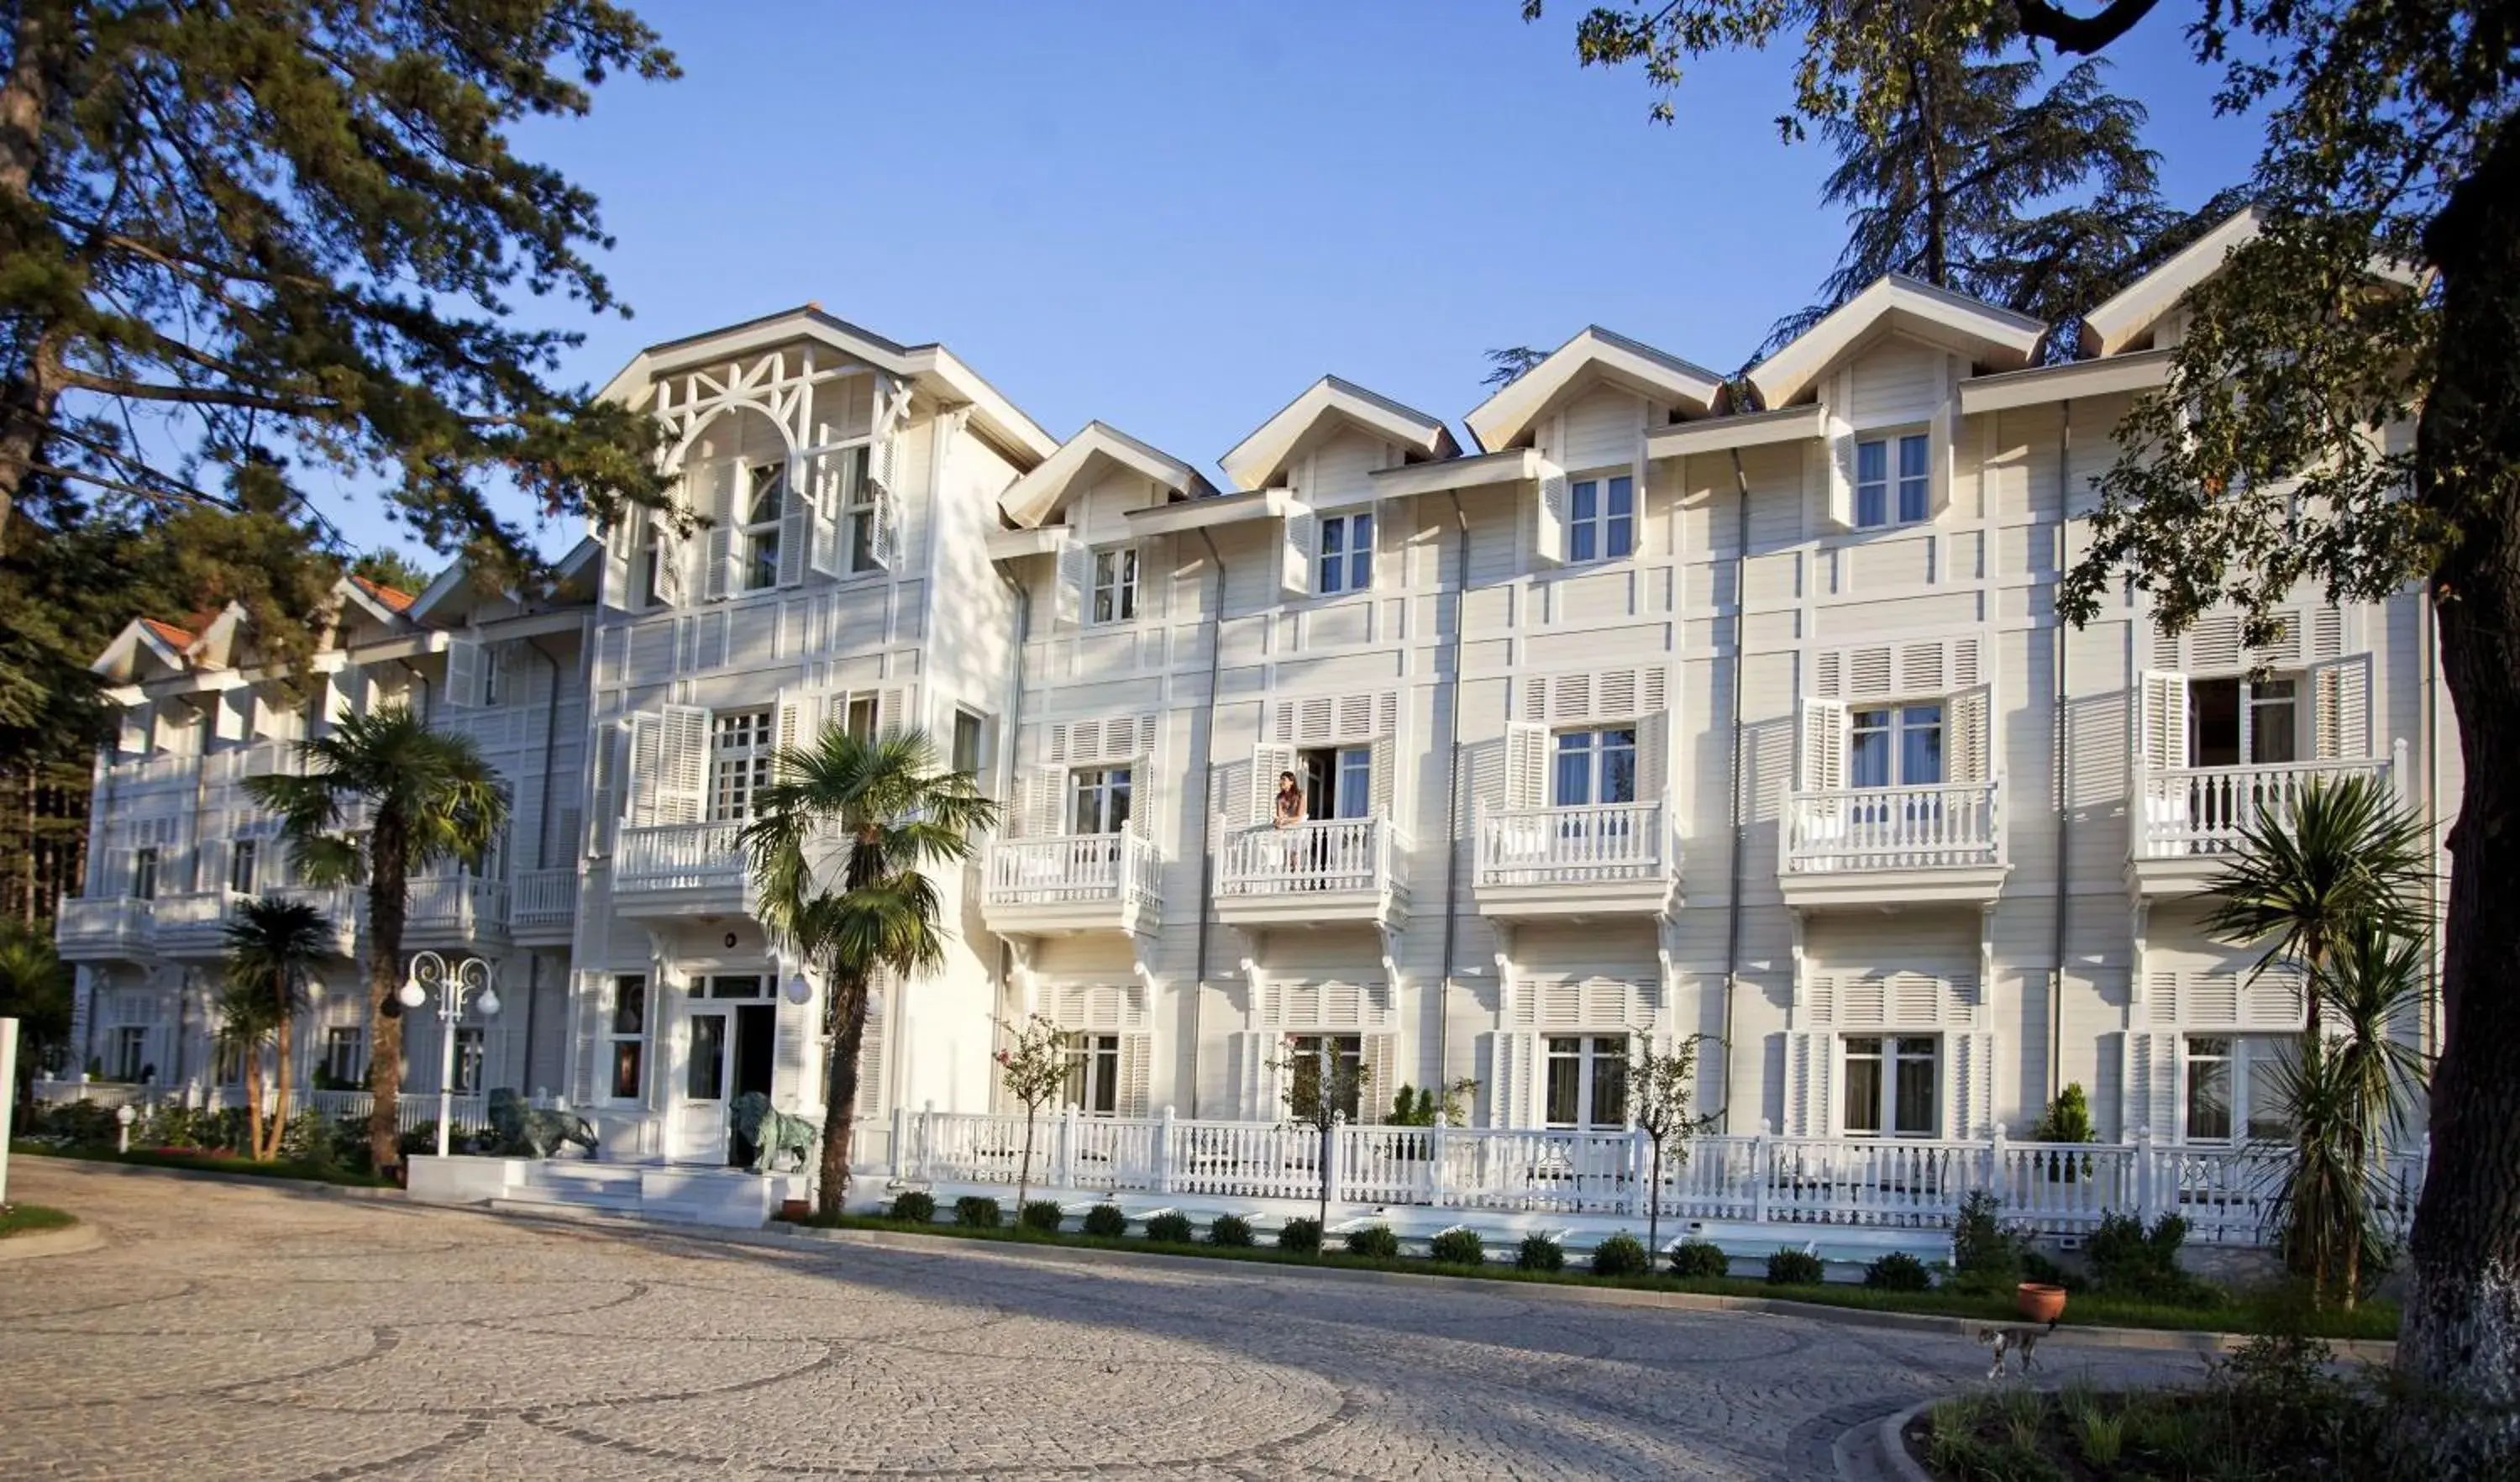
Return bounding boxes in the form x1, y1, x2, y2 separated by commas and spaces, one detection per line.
396, 951, 498, 1159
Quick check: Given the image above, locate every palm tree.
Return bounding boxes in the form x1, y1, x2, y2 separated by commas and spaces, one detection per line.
2202, 773, 2427, 1038
738, 726, 995, 1218
220, 896, 336, 1159
0, 923, 73, 1106
213, 976, 287, 1159
2305, 919, 2433, 1306
245, 706, 507, 1173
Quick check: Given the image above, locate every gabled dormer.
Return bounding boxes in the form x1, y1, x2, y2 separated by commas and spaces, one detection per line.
1462, 325, 1725, 455
1217, 377, 1457, 599
1746, 276, 2044, 533
991, 423, 1213, 631
2080, 208, 2260, 360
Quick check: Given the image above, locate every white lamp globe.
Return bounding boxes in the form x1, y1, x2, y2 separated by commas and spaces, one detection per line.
785, 975, 813, 1006
396, 979, 427, 1009
476, 987, 501, 1018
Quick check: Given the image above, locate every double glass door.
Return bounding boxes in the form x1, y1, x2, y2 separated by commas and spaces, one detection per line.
671, 975, 776, 1165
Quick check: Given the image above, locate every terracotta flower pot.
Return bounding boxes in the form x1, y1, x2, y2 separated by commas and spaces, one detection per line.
780, 1198, 811, 1222
2016, 1282, 2068, 1323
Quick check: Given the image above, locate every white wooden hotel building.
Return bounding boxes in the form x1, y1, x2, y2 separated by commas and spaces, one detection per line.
50, 213, 2449, 1210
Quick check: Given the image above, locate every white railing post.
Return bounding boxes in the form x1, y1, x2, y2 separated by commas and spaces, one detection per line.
889, 1102, 906, 1180
1054, 1104, 1078, 1191
919, 1100, 937, 1182
1154, 1105, 1175, 1194
1430, 1113, 1449, 1208
1753, 1119, 1774, 1223
1986, 1124, 2007, 1220
1326, 1112, 1347, 1205
1630, 1125, 1652, 1220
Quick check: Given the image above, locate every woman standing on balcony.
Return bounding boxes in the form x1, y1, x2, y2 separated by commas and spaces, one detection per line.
1271, 770, 1312, 889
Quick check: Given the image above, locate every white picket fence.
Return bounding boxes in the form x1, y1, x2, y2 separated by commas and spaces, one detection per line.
887, 1105, 2428, 1248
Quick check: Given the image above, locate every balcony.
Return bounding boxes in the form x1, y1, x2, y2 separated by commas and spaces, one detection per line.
981, 831, 1162, 938
265, 884, 360, 956
154, 889, 247, 957
1215, 816, 1407, 928
2129, 744, 2403, 896
55, 896, 154, 959
1782, 780, 2008, 907
510, 867, 579, 941
1473, 801, 1675, 921
613, 820, 749, 917
404, 875, 509, 944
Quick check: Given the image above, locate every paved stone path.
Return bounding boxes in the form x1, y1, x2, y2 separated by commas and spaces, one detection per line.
3, 1160, 2202, 1479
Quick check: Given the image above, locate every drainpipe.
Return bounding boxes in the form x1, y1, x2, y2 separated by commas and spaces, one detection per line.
996, 565, 1032, 1073
1720, 450, 1752, 1132
2049, 399, 2073, 1106
1189, 528, 1229, 1119
524, 639, 564, 1095
1436, 491, 1471, 1096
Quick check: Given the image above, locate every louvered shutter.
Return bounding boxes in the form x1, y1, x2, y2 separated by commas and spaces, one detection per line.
1282, 504, 1317, 596
1364, 1034, 1397, 1122
1504, 722, 1550, 812
773, 690, 811, 761
2312, 653, 2372, 759
1121, 1033, 1152, 1117
1249, 742, 1299, 825
1054, 533, 1088, 628
656, 704, 710, 824
2124, 1030, 2181, 1141
854, 991, 886, 1121
588, 723, 624, 856
444, 639, 482, 709
1032, 763, 1067, 838
1491, 1030, 1539, 1128
1824, 371, 1858, 528
1945, 684, 1992, 786
1635, 711, 1667, 801
625, 712, 664, 829
1945, 1029, 1997, 1138
775, 457, 809, 587
1926, 356, 1956, 518
2138, 671, 2191, 771
1785, 1028, 1832, 1137
870, 467, 900, 570
653, 512, 688, 606
1534, 462, 1568, 564
1798, 699, 1848, 793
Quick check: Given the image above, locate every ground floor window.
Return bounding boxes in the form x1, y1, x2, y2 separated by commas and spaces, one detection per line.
214, 1038, 247, 1086
608, 975, 648, 1102
1844, 1034, 1939, 1137
452, 1026, 486, 1095
1287, 1033, 1362, 1121
2184, 1034, 2292, 1143
114, 1025, 147, 1081
1545, 1034, 1630, 1129
321, 1027, 364, 1088
1064, 1033, 1121, 1116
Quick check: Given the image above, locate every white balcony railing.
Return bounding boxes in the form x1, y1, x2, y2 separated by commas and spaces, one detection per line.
511, 867, 578, 929
1217, 816, 1401, 897
405, 875, 509, 934
984, 831, 1161, 907
264, 884, 360, 954
2135, 747, 2400, 859
1477, 801, 1664, 886
155, 888, 247, 943
1786, 780, 2002, 873
616, 820, 748, 893
55, 896, 155, 951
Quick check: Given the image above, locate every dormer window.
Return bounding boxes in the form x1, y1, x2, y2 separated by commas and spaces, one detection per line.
1091, 547, 1139, 624
1856, 434, 1929, 528
1318, 512, 1373, 593
742, 464, 785, 591
1568, 476, 1634, 562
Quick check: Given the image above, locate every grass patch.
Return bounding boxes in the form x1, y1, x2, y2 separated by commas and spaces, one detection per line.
0, 1202, 77, 1238
774, 1211, 2398, 1341
11, 1142, 396, 1189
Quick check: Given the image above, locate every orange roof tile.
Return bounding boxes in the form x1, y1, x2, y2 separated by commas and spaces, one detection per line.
139, 618, 195, 648
351, 575, 417, 612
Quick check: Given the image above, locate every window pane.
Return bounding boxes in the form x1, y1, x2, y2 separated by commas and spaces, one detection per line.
1605, 477, 1635, 558
612, 977, 645, 1035
1893, 1038, 1937, 1136
1545, 1042, 1581, 1127
2187, 1038, 2233, 1141
953, 713, 984, 775
2244, 1038, 2292, 1141
1591, 1039, 1628, 1127
687, 1015, 726, 1101
612, 1042, 643, 1101
1571, 481, 1598, 522
1844, 1046, 1883, 1134
1856, 484, 1887, 528
1898, 435, 1929, 480
1555, 733, 1593, 807
1849, 713, 1891, 789
1337, 749, 1371, 819
1110, 771, 1133, 833
1570, 520, 1596, 563
1600, 729, 1637, 804
1606, 476, 1633, 517
1898, 476, 1929, 524
1857, 441, 1887, 483
1350, 513, 1373, 590
1900, 704, 1944, 786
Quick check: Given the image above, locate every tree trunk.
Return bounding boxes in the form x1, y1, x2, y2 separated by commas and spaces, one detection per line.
2397, 120, 2520, 1470
0, 5, 68, 540
1648, 1140, 1663, 1258
267, 965, 293, 1162
367, 812, 409, 1174
242, 1044, 265, 1161
1017, 1106, 1035, 1211
815, 970, 869, 1219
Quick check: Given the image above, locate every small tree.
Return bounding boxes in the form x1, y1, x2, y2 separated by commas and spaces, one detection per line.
1630, 1037, 1719, 1258
1273, 1036, 1373, 1233
219, 896, 333, 1159
994, 1013, 1072, 1210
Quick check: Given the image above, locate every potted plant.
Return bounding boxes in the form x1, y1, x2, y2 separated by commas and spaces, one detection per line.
2016, 1281, 2068, 1322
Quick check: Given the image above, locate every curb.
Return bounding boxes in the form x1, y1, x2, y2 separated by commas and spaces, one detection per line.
0, 1221, 105, 1263
1859, 1400, 1936, 1482
11, 1153, 410, 1201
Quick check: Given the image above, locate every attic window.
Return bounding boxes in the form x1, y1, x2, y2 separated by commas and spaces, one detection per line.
1856, 434, 1929, 528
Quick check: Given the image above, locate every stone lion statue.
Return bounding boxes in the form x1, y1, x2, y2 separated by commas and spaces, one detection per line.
487, 1089, 598, 1159
730, 1091, 816, 1175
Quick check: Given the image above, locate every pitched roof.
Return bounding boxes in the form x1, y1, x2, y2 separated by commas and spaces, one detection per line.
1746, 275, 2045, 409
1219, 376, 1458, 492
351, 575, 417, 612
140, 618, 196, 648
999, 421, 1216, 528
2078, 207, 2261, 359
1463, 326, 1725, 453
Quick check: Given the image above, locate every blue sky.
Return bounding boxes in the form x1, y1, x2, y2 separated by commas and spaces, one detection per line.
360, 2, 2265, 564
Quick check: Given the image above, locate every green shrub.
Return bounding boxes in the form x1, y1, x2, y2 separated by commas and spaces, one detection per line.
1018, 1199, 1063, 1232
2087, 1210, 2223, 1307
889, 1190, 937, 1223
1863, 1250, 1932, 1290
1143, 1211, 1194, 1243
1948, 1189, 2026, 1294
1428, 1228, 1484, 1266
1081, 1203, 1127, 1238
1766, 1247, 1825, 1285
1668, 1240, 1730, 1280
1589, 1232, 1650, 1277
1207, 1214, 1255, 1248
32, 1100, 121, 1147
1516, 1233, 1565, 1272
1277, 1217, 1322, 1254
953, 1196, 1002, 1228
1345, 1223, 1400, 1259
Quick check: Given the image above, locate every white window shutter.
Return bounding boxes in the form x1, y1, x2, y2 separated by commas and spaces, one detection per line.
1054, 532, 1087, 628
1534, 462, 1568, 565
1363, 1034, 1397, 1122
657, 703, 710, 824
1504, 721, 1549, 812
701, 523, 733, 602
2312, 653, 2372, 759
1368, 737, 1395, 822
2138, 671, 2191, 772
776, 460, 809, 587
1121, 1033, 1152, 1117
1824, 370, 1857, 528
1281, 504, 1317, 597
1636, 711, 1668, 801
1032, 763, 1067, 837
870, 478, 900, 570
854, 991, 886, 1121
1944, 1029, 1996, 1138
624, 712, 664, 830
773, 690, 811, 759
1797, 698, 1848, 793
654, 512, 687, 606
1248, 741, 1298, 825
1946, 684, 1992, 786
1927, 355, 1956, 518
444, 639, 481, 709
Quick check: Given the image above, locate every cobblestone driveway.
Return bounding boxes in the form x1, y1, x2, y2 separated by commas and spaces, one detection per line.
3, 1159, 2200, 1479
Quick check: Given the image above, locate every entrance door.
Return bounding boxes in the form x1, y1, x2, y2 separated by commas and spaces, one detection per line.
669, 1006, 731, 1163
727, 1003, 776, 1168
